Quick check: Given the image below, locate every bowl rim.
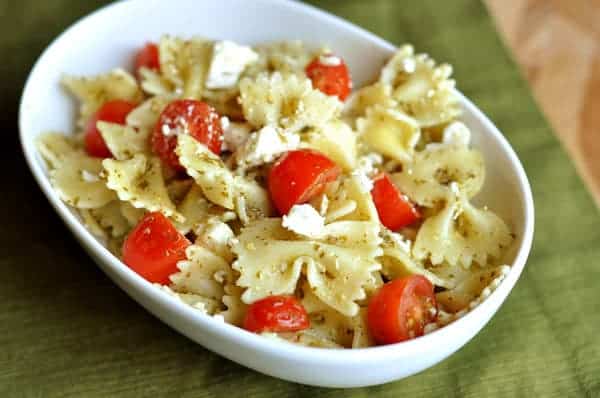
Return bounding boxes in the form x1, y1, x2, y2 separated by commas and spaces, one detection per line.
18, 0, 535, 363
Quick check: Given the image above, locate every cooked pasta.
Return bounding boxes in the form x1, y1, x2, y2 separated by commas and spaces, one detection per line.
38, 35, 514, 348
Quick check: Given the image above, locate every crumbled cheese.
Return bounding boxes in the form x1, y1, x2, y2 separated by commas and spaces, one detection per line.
449, 181, 460, 196
350, 153, 382, 193
282, 204, 325, 238
221, 118, 252, 152
436, 264, 511, 327
351, 169, 374, 193
402, 57, 417, 73
220, 116, 230, 131
236, 125, 300, 167
206, 40, 259, 89
426, 121, 471, 151
81, 170, 100, 182
319, 54, 342, 67
442, 121, 470, 146
161, 124, 173, 136
203, 219, 234, 248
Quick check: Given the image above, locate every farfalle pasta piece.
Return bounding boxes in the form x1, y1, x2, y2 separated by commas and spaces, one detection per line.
171, 244, 233, 300
97, 121, 151, 160
246, 41, 317, 77
158, 285, 221, 314
125, 95, 172, 131
234, 177, 273, 225
391, 145, 485, 207
379, 229, 451, 288
176, 134, 236, 209
120, 201, 146, 227
36, 132, 81, 169
413, 185, 513, 267
435, 265, 510, 313
379, 45, 461, 127
220, 285, 247, 326
195, 218, 236, 263
63, 68, 142, 127
343, 82, 395, 120
88, 201, 131, 238
302, 121, 357, 171
102, 154, 182, 220
356, 105, 420, 163
294, 281, 355, 348
174, 185, 211, 234
51, 152, 116, 209
140, 36, 213, 99
319, 175, 379, 224
232, 218, 381, 316
171, 222, 244, 322
239, 72, 342, 133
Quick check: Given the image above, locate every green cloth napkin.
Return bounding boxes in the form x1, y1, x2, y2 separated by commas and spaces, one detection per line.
2, 0, 599, 396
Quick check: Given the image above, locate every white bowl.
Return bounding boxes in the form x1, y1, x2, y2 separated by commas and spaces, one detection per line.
19, 0, 534, 388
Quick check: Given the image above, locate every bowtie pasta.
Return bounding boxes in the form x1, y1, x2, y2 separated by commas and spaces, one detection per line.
37, 37, 514, 348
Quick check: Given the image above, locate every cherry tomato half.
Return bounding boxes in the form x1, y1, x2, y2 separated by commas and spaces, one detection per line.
135, 42, 160, 74
268, 149, 340, 215
122, 212, 190, 285
368, 275, 437, 345
152, 99, 223, 170
371, 173, 420, 231
84, 99, 137, 158
305, 54, 352, 101
243, 296, 310, 333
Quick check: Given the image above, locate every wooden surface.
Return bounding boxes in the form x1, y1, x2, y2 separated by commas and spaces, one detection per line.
485, 0, 600, 205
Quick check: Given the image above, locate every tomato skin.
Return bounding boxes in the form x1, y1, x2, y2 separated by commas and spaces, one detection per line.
268, 149, 340, 215
122, 212, 190, 285
135, 42, 160, 74
152, 99, 223, 170
305, 54, 352, 101
243, 296, 310, 333
368, 275, 437, 345
371, 173, 420, 231
84, 100, 138, 158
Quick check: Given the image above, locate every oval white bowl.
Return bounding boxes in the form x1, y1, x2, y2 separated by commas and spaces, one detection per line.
19, 0, 534, 388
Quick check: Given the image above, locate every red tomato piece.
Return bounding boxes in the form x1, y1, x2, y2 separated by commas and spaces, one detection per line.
243, 296, 310, 333
135, 42, 160, 74
152, 99, 223, 170
305, 54, 352, 101
84, 99, 137, 158
371, 173, 420, 231
122, 212, 190, 285
268, 149, 340, 215
368, 275, 437, 345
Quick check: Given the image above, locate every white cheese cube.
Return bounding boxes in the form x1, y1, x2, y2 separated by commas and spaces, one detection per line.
282, 204, 325, 239
206, 41, 259, 89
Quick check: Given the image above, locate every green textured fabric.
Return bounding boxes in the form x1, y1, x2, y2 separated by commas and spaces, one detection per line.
2, 0, 599, 396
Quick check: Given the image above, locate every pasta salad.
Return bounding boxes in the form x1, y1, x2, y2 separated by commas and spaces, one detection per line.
37, 36, 513, 348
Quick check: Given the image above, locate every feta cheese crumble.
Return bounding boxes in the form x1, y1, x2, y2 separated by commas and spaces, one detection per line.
282, 204, 325, 238
235, 125, 300, 167
442, 121, 470, 147
206, 41, 259, 89
426, 121, 471, 150
319, 54, 342, 67
350, 153, 383, 193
